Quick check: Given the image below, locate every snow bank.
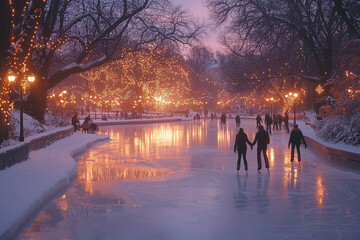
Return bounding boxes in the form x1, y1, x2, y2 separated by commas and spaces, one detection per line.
295, 120, 360, 155
0, 132, 109, 240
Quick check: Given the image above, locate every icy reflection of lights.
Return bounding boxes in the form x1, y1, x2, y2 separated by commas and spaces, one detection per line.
188, 121, 207, 145
217, 122, 232, 149
316, 175, 325, 208
269, 147, 275, 166
79, 124, 190, 194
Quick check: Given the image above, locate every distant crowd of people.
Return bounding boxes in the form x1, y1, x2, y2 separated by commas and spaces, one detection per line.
256, 111, 290, 134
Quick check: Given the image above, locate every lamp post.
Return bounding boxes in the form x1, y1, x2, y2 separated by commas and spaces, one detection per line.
285, 92, 298, 124
265, 97, 274, 116
8, 70, 35, 142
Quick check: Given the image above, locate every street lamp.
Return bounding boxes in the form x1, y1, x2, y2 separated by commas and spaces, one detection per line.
286, 92, 298, 124
8, 70, 36, 142
265, 97, 274, 116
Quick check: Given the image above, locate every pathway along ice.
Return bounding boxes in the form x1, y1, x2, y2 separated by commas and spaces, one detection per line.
17, 119, 360, 240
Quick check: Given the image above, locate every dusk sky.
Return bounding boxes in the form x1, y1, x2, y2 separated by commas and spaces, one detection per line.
173, 0, 222, 52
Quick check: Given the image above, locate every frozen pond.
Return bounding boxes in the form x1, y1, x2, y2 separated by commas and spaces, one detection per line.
17, 119, 360, 240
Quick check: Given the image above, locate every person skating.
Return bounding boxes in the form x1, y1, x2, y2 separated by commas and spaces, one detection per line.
256, 115, 262, 127
234, 128, 252, 174
284, 111, 289, 133
272, 114, 278, 130
288, 124, 307, 163
252, 125, 270, 173
278, 114, 283, 130
235, 115, 241, 127
221, 112, 227, 124
265, 113, 272, 134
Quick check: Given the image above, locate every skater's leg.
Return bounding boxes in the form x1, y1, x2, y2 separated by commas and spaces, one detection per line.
296, 143, 301, 162
291, 144, 295, 162
237, 151, 241, 170
257, 147, 262, 170
263, 148, 270, 169
243, 149, 248, 171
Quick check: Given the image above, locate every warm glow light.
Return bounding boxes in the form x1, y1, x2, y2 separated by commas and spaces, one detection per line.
8, 75, 16, 82
293, 93, 298, 98
27, 75, 35, 83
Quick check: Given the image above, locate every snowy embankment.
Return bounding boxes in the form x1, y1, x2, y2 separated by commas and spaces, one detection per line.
296, 121, 360, 155
0, 132, 109, 240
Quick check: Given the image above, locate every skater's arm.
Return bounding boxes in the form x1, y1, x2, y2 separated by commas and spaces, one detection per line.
252, 134, 258, 146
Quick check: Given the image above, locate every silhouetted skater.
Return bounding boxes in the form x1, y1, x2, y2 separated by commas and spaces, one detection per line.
234, 128, 252, 174
288, 124, 307, 163
256, 115, 262, 127
265, 113, 272, 134
235, 115, 241, 127
284, 111, 289, 133
220, 112, 227, 124
278, 114, 283, 130
252, 125, 270, 173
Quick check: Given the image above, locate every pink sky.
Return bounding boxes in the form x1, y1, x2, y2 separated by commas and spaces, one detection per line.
172, 0, 222, 52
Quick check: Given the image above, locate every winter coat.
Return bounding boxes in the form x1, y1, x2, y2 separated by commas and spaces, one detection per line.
253, 129, 270, 149
265, 115, 273, 125
234, 131, 252, 152
256, 116, 262, 123
289, 128, 307, 146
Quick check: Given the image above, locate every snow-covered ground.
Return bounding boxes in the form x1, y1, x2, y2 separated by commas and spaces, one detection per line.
12, 119, 360, 240
0, 132, 109, 240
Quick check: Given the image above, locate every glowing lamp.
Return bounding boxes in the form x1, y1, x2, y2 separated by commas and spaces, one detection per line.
8, 75, 16, 82
27, 75, 35, 83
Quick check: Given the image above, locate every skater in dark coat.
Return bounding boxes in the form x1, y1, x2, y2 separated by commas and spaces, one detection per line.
278, 114, 283, 130
235, 115, 241, 127
288, 124, 307, 163
252, 125, 270, 173
234, 128, 252, 173
256, 115, 262, 127
265, 113, 272, 134
284, 111, 289, 133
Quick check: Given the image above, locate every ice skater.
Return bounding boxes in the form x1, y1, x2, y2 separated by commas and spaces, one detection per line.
288, 124, 307, 164
252, 125, 270, 173
265, 113, 272, 134
284, 111, 289, 133
256, 114, 262, 127
235, 115, 241, 127
234, 128, 253, 174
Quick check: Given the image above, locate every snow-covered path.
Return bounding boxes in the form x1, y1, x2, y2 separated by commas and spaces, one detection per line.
17, 119, 360, 240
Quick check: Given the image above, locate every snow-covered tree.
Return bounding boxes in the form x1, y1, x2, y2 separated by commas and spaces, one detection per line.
0, 0, 202, 141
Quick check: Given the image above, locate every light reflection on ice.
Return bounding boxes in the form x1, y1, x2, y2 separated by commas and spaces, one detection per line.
17, 120, 360, 240
316, 175, 325, 209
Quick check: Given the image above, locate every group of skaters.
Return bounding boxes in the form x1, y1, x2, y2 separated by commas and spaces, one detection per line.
256, 111, 290, 134
234, 123, 307, 174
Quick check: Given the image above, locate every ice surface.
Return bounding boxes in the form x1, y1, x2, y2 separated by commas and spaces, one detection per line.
13, 120, 360, 240
0, 133, 109, 239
